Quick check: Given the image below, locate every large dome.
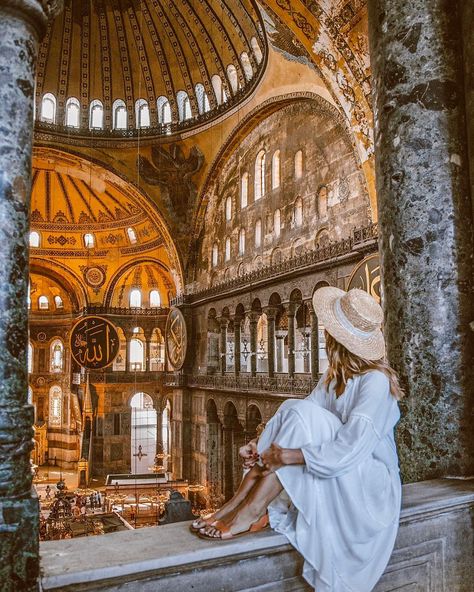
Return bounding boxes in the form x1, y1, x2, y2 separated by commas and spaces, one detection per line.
34, 0, 267, 139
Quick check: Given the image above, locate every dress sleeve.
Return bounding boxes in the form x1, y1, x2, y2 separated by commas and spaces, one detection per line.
300, 370, 398, 478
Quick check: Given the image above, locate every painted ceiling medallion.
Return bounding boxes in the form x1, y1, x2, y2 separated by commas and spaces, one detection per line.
81, 266, 107, 292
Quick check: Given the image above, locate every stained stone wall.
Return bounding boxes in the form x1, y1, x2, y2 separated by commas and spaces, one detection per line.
193, 99, 371, 290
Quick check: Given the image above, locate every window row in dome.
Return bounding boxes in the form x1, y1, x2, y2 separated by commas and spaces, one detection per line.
29, 227, 138, 249
226, 150, 304, 217
213, 198, 304, 267
129, 289, 161, 308
38, 42, 263, 130
29, 294, 64, 310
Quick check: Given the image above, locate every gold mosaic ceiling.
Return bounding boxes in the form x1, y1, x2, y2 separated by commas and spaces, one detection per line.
35, 0, 267, 133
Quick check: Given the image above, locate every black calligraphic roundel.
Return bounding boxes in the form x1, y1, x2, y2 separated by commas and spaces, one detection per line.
347, 254, 381, 304
165, 307, 187, 370
70, 316, 120, 370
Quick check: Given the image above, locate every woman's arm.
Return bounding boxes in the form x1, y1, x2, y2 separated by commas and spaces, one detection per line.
261, 442, 305, 474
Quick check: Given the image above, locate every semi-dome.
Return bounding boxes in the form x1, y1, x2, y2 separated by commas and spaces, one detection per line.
34, 0, 267, 139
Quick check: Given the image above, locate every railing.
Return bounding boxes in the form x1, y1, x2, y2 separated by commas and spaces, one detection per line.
82, 306, 169, 317
188, 373, 316, 396
171, 223, 378, 306
88, 371, 182, 386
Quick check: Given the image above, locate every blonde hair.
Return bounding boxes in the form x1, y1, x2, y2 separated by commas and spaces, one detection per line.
323, 330, 404, 400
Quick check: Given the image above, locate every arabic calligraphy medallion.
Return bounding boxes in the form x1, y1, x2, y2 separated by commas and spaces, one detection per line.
165, 307, 187, 370
70, 316, 120, 370
348, 254, 381, 304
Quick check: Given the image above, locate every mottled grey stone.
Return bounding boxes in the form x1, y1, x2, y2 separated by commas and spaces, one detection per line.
0, 2, 62, 591
368, 0, 474, 481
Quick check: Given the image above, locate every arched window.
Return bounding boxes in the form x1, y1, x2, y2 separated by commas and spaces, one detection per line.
135, 99, 150, 128
274, 209, 281, 238
49, 386, 62, 426
255, 218, 262, 248
113, 99, 127, 130
50, 339, 64, 373
28, 342, 33, 374
254, 150, 266, 200
41, 93, 56, 123
127, 227, 137, 244
149, 289, 161, 308
54, 295, 63, 309
29, 231, 40, 248
226, 64, 238, 94
130, 338, 144, 371
225, 196, 232, 221
195, 83, 210, 114
294, 150, 303, 179
240, 52, 253, 81
38, 295, 49, 310
157, 96, 172, 124
225, 237, 231, 261
65, 97, 80, 128
130, 288, 142, 308
238, 228, 246, 256
294, 197, 303, 227
211, 75, 227, 105
251, 37, 263, 64
89, 99, 104, 129
83, 233, 95, 248
212, 243, 219, 268
318, 186, 328, 218
271, 150, 280, 189
240, 172, 248, 208
177, 90, 192, 121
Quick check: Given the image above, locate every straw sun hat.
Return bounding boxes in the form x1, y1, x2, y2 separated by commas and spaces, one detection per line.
312, 287, 385, 361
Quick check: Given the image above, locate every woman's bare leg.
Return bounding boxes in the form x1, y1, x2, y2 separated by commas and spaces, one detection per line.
202, 472, 283, 538
192, 464, 264, 528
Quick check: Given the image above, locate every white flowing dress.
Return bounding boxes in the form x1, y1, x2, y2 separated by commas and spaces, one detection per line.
256, 370, 401, 592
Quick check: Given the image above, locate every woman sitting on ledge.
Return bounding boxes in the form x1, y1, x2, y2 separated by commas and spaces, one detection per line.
192, 287, 404, 592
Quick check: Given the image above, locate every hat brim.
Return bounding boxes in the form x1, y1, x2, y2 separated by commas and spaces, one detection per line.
312, 287, 385, 361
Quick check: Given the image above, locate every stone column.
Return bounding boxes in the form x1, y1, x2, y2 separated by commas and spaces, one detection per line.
124, 327, 133, 372
287, 308, 296, 378
264, 308, 277, 378
249, 313, 259, 377
309, 304, 319, 382
144, 329, 153, 372
0, 1, 63, 589
368, 0, 474, 480
218, 318, 229, 376
233, 316, 241, 377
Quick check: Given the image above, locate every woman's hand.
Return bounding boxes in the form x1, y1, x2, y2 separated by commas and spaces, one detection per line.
261, 443, 285, 474
239, 440, 259, 468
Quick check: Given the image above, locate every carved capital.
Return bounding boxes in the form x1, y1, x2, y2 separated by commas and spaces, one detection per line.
1, 0, 63, 38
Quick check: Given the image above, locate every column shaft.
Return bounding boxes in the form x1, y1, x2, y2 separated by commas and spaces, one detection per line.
287, 312, 295, 378
310, 309, 319, 381
0, 3, 62, 590
368, 0, 474, 480
265, 311, 276, 378
219, 320, 228, 376
233, 319, 241, 377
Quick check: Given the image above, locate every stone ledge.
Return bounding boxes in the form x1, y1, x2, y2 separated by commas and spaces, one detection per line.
40, 478, 474, 591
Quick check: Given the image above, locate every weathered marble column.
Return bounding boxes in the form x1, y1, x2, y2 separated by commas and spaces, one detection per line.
287, 309, 296, 378
249, 313, 258, 377
0, 1, 62, 589
144, 330, 152, 372
233, 316, 241, 377
309, 305, 319, 382
264, 308, 277, 378
218, 318, 229, 376
368, 0, 474, 481
124, 328, 133, 372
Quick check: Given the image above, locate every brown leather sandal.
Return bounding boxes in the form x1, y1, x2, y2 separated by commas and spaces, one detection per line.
197, 513, 269, 541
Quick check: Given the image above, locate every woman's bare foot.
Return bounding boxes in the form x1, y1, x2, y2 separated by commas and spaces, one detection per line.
191, 464, 264, 531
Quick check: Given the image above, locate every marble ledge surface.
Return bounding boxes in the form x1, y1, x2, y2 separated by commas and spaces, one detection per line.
40, 478, 474, 590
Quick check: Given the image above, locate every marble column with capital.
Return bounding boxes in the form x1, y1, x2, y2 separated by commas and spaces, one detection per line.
249, 314, 259, 377
233, 316, 242, 377
218, 318, 229, 376
287, 309, 296, 378
0, 1, 63, 589
264, 308, 278, 378
368, 0, 474, 480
